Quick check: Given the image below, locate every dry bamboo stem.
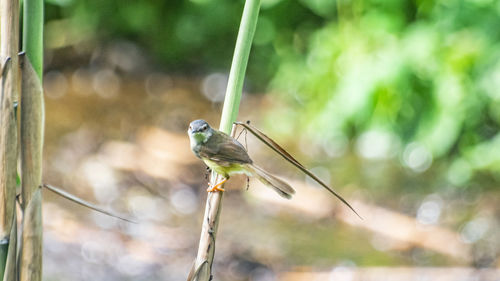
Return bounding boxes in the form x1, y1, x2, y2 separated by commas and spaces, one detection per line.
190, 126, 237, 281
19, 0, 44, 278
19, 54, 44, 281
0, 0, 20, 279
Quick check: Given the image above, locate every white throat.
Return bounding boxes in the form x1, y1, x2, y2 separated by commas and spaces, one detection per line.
189, 130, 212, 149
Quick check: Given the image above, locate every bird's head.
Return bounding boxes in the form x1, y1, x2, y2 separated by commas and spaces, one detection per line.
188, 119, 213, 144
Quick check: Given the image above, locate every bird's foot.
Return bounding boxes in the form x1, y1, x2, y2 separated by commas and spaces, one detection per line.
207, 178, 227, 192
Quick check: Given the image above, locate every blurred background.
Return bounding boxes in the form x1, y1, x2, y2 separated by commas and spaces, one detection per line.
39, 0, 499, 280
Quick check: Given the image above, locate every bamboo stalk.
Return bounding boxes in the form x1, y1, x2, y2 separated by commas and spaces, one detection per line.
19, 0, 44, 280
189, 0, 260, 280
0, 0, 20, 279
218, 0, 260, 134
22, 0, 44, 80
0, 212, 16, 281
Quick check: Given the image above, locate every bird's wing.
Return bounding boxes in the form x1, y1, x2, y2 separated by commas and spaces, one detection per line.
199, 131, 252, 165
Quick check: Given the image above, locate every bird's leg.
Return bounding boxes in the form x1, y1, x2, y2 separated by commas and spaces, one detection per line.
205, 166, 211, 181
207, 178, 227, 192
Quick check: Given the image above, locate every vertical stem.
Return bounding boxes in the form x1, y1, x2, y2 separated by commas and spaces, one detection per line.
22, 0, 44, 80
218, 0, 260, 135
19, 0, 44, 280
190, 0, 260, 280
0, 0, 20, 279
21, 0, 44, 215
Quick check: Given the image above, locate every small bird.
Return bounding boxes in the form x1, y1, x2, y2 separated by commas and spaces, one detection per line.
188, 119, 295, 199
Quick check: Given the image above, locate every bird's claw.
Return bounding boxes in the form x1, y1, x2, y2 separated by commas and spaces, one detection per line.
207, 178, 227, 192
206, 185, 225, 192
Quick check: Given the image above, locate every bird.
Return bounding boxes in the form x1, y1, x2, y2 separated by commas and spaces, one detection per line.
188, 119, 295, 199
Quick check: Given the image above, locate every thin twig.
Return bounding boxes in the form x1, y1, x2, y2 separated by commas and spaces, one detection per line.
43, 184, 137, 223
235, 127, 251, 190
235, 121, 362, 219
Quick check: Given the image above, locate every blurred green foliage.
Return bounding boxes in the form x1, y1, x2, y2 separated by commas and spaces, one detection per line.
269, 0, 500, 185
44, 0, 500, 184
44, 0, 325, 80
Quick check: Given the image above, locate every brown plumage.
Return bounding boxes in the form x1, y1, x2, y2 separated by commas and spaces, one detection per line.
189, 119, 295, 199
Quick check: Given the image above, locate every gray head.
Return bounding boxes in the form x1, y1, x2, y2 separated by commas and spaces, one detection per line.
188, 119, 212, 134
188, 119, 214, 145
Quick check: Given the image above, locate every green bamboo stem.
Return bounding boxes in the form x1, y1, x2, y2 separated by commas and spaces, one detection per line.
19, 0, 44, 280
22, 0, 44, 79
0, 243, 5, 281
0, 0, 20, 279
189, 0, 260, 280
218, 0, 260, 135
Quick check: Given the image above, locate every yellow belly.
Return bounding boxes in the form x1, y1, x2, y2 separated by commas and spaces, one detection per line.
203, 159, 249, 178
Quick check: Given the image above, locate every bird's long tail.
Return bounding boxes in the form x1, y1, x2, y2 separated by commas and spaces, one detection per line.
245, 164, 296, 199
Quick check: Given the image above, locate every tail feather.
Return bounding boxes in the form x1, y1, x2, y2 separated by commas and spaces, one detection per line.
245, 164, 295, 199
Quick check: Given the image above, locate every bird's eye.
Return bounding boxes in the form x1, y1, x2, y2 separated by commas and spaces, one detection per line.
202, 125, 207, 130
189, 126, 192, 130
